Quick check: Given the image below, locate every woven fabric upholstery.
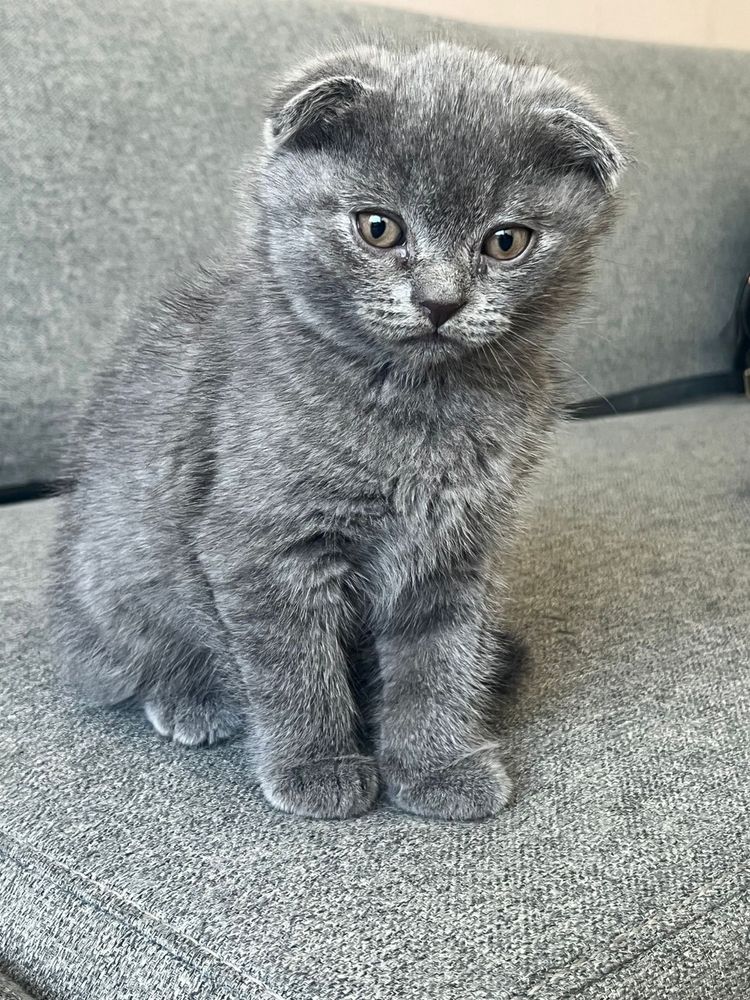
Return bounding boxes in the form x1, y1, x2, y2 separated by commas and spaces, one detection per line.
1, 398, 748, 999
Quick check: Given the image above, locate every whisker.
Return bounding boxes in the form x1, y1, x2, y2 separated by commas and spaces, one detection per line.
489, 328, 616, 413
592, 254, 638, 271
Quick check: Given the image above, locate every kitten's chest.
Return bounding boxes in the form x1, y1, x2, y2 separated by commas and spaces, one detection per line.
386, 438, 498, 524
356, 419, 512, 556
344, 426, 509, 618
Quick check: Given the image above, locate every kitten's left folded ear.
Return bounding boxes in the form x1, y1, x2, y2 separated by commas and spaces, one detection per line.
265, 74, 373, 152
540, 105, 628, 194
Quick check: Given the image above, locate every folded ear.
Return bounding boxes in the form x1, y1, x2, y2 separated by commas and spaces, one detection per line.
540, 106, 627, 194
265, 75, 372, 152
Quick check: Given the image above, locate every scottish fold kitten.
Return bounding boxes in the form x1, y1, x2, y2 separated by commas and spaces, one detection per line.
52, 42, 625, 820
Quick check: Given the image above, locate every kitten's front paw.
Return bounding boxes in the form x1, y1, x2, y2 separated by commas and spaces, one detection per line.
144, 694, 244, 747
259, 756, 379, 819
386, 752, 513, 821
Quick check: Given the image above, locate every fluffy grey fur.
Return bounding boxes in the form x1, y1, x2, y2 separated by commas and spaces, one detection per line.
51, 42, 626, 820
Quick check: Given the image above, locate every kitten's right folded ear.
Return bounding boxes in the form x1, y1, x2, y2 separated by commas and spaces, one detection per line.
265, 75, 372, 153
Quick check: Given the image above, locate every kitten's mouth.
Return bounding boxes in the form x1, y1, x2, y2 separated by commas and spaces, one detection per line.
404, 328, 452, 345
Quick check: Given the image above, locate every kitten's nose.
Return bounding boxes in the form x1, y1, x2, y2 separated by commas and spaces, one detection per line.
419, 299, 465, 329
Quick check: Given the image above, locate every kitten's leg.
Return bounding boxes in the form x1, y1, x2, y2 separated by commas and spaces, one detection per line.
52, 576, 141, 706
142, 642, 244, 747
53, 535, 243, 746
59, 585, 244, 746
214, 561, 378, 819
487, 625, 528, 695
375, 573, 513, 820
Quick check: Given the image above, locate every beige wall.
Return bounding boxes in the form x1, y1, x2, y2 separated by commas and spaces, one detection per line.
350, 0, 750, 50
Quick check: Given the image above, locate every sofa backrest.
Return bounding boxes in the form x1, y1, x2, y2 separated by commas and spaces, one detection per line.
3, 0, 750, 489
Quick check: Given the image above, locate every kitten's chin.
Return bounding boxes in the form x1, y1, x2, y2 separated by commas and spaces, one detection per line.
397, 330, 465, 361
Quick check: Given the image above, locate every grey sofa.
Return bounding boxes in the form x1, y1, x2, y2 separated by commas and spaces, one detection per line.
2, 1, 749, 997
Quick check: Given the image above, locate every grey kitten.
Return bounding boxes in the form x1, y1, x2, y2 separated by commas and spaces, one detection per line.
51, 42, 625, 820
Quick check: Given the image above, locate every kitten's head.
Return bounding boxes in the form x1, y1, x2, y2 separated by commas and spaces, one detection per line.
254, 42, 627, 364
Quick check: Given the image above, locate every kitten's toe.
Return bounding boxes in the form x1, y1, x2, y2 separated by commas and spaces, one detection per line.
259, 755, 379, 819
172, 698, 244, 746
143, 695, 243, 746
143, 699, 173, 738
387, 752, 513, 821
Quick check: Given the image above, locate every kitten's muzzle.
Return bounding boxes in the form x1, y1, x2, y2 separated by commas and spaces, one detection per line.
418, 298, 466, 330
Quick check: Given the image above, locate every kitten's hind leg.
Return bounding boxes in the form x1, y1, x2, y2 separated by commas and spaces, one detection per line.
53, 564, 243, 745
488, 626, 528, 696
142, 645, 244, 747
52, 578, 142, 706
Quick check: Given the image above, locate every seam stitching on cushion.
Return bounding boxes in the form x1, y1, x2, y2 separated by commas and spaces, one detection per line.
522, 879, 750, 998
556, 884, 749, 998
561, 886, 749, 998
0, 969, 36, 1000
0, 830, 289, 1000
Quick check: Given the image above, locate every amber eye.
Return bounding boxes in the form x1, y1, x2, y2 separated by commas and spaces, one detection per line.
482, 226, 533, 262
356, 212, 405, 249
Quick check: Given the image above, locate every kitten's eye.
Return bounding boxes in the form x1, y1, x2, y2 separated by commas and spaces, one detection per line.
483, 226, 533, 262
356, 212, 405, 249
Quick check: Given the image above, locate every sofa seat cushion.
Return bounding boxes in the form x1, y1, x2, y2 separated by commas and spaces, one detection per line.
1, 398, 748, 999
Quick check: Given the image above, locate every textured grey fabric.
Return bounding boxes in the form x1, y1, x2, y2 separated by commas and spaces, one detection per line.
3, 0, 750, 488
0, 973, 35, 1000
1, 397, 748, 999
